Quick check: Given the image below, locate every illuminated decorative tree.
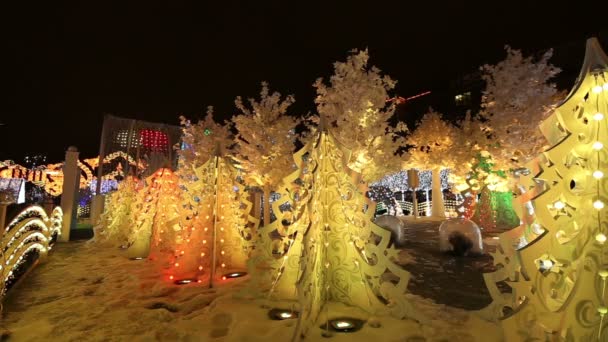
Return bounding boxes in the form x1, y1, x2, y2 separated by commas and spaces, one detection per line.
167, 148, 258, 285
178, 107, 234, 177
486, 38, 608, 340
248, 125, 418, 339
450, 111, 491, 188
127, 168, 183, 259
406, 109, 457, 218
94, 176, 140, 247
232, 82, 300, 226
313, 49, 408, 183
480, 45, 562, 169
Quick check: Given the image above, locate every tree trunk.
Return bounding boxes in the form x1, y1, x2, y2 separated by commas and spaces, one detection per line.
431, 168, 446, 218
253, 192, 262, 221
412, 190, 419, 218
263, 184, 271, 227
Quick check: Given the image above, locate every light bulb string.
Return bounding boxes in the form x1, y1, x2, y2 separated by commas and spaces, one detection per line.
593, 75, 607, 341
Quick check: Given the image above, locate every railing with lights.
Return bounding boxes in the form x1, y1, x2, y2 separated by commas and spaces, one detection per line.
382, 199, 462, 218
0, 205, 63, 300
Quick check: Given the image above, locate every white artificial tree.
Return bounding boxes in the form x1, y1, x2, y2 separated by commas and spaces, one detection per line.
232, 82, 300, 226
178, 106, 234, 177
313, 49, 408, 183
480, 46, 563, 169
406, 109, 457, 218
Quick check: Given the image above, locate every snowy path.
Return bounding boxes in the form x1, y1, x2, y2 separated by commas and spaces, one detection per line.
392, 217, 500, 310
1, 241, 503, 341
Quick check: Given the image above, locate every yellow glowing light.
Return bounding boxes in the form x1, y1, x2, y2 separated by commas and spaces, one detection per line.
542, 259, 553, 269
599, 270, 608, 278
593, 170, 604, 179
599, 306, 608, 315
279, 312, 293, 319
593, 85, 603, 94
553, 201, 566, 210
594, 112, 605, 121
594, 200, 605, 209
593, 141, 604, 150
596, 233, 607, 243
335, 321, 353, 329
203, 240, 207, 244
221, 263, 225, 268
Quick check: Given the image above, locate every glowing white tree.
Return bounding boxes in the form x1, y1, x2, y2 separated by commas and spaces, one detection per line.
406, 109, 457, 217
313, 49, 408, 183
480, 46, 562, 168
178, 107, 234, 177
232, 83, 300, 226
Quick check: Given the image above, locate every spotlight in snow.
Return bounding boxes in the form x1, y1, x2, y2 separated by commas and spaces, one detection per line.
268, 308, 299, 320
321, 318, 365, 333
174, 278, 198, 285
221, 271, 247, 280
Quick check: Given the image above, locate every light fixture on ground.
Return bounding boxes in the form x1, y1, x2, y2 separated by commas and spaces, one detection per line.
321, 318, 365, 333
221, 271, 247, 280
268, 308, 299, 320
129, 257, 145, 260
173, 278, 200, 285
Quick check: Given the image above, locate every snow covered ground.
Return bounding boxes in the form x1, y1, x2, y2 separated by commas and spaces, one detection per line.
1, 238, 504, 341
393, 217, 500, 311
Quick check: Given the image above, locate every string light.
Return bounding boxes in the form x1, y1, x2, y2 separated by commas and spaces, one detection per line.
553, 201, 566, 210
594, 170, 604, 179
593, 85, 603, 94
593, 141, 604, 150
594, 200, 605, 210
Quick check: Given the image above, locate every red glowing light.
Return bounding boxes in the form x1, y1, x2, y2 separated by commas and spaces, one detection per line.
139, 129, 169, 152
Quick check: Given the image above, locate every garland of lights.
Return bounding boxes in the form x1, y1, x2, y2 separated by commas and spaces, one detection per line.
1, 206, 62, 298
371, 169, 450, 191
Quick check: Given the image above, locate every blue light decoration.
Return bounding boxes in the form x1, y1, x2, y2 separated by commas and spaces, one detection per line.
180, 141, 194, 151
88, 179, 119, 194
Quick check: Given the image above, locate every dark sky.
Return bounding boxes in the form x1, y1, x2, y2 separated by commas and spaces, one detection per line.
3, 1, 607, 163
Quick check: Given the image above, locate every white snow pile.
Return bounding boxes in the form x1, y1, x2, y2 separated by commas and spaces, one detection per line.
374, 215, 405, 243
438, 218, 484, 256
1, 241, 503, 341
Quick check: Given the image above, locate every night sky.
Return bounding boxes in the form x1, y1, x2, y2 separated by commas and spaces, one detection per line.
3, 1, 607, 163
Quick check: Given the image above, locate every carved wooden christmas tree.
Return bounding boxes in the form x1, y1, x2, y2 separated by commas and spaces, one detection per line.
127, 168, 184, 259
487, 38, 608, 340
168, 154, 258, 286
95, 176, 140, 247
248, 125, 419, 339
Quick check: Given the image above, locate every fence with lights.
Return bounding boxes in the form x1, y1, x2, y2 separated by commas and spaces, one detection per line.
377, 199, 462, 218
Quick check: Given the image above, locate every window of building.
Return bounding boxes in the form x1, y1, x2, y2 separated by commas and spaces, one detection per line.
455, 91, 472, 106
